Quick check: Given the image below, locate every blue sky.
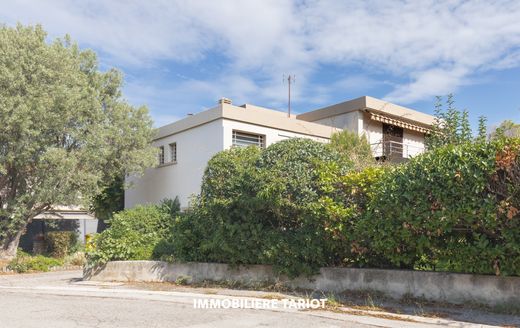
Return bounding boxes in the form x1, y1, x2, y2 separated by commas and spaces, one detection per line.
2, 0, 520, 130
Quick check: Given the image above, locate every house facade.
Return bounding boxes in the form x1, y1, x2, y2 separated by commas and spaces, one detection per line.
125, 96, 435, 208
297, 96, 434, 160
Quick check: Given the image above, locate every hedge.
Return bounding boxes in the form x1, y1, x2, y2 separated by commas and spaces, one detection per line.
361, 141, 520, 275
91, 138, 520, 278
156, 139, 345, 276
86, 200, 179, 266
46, 231, 78, 258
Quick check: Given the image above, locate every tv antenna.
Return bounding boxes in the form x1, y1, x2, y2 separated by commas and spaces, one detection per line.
283, 74, 295, 117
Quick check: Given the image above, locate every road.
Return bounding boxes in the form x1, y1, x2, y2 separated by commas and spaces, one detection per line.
0, 271, 505, 328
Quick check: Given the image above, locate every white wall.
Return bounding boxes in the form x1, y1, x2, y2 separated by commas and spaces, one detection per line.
403, 130, 426, 158
125, 112, 429, 209
126, 118, 330, 209
125, 119, 225, 209
312, 111, 362, 135
222, 119, 329, 149
364, 116, 384, 157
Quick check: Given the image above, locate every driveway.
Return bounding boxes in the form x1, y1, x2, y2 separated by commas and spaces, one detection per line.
0, 271, 512, 328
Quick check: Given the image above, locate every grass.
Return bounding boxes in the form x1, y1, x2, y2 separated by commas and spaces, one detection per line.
322, 306, 419, 323
189, 279, 290, 293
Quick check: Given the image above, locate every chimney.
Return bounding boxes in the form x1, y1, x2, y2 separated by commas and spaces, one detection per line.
218, 97, 232, 105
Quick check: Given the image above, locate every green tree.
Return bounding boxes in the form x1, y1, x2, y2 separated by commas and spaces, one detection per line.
0, 24, 156, 259
328, 130, 374, 170
491, 120, 520, 139
426, 94, 484, 149
477, 116, 488, 141
90, 176, 125, 232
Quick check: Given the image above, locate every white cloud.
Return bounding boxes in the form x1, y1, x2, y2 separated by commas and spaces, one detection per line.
385, 68, 470, 104
2, 0, 520, 107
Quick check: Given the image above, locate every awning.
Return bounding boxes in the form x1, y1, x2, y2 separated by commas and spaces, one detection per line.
34, 210, 96, 220
369, 112, 431, 134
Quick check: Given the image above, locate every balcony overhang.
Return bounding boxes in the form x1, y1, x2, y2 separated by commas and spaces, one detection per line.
369, 112, 431, 134
34, 208, 96, 220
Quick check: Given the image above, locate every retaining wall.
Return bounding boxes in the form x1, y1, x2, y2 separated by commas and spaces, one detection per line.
84, 261, 520, 307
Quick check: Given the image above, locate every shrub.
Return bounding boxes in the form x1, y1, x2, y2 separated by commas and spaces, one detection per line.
46, 231, 78, 258
64, 251, 87, 266
159, 146, 268, 266
157, 139, 345, 277
86, 203, 176, 266
8, 251, 63, 273
328, 130, 375, 170
314, 163, 388, 267
363, 140, 520, 275
150, 138, 520, 277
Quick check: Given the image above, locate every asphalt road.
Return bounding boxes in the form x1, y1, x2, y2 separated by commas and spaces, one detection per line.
0, 271, 506, 328
0, 271, 378, 328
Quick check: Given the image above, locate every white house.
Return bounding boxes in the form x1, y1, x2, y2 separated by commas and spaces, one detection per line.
125, 96, 435, 208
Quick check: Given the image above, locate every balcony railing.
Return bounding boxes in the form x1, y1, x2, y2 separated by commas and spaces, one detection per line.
370, 140, 425, 160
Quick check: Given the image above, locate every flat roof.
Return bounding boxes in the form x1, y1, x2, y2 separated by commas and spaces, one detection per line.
296, 96, 435, 127
155, 103, 339, 140
34, 206, 96, 220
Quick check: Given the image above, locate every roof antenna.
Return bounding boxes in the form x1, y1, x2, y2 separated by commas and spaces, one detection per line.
283, 74, 295, 117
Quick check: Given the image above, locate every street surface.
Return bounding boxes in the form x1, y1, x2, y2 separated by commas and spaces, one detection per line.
0, 271, 513, 328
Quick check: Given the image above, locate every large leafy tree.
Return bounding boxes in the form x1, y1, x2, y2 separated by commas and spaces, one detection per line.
0, 24, 156, 259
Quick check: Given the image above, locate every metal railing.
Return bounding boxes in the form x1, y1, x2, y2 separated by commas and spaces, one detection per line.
370, 140, 425, 160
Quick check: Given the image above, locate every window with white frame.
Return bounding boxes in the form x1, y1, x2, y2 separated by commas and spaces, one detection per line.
232, 130, 265, 148
158, 146, 165, 165
169, 142, 177, 163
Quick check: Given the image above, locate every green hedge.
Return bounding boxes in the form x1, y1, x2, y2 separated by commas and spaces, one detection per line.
86, 200, 178, 266
156, 139, 345, 276
46, 231, 78, 258
97, 137, 520, 277
362, 140, 520, 275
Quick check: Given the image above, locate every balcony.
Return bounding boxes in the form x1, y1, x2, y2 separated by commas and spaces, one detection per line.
370, 140, 425, 162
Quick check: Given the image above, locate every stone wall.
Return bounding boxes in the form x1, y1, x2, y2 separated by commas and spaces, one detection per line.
84, 261, 520, 307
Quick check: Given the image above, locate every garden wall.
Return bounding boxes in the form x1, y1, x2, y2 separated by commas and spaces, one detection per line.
84, 261, 520, 307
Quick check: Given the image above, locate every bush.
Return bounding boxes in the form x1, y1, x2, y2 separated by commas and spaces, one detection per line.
86, 202, 177, 266
64, 251, 87, 266
328, 130, 375, 170
8, 251, 63, 273
150, 138, 520, 277
362, 140, 520, 275
46, 231, 78, 258
158, 146, 268, 266
314, 163, 388, 267
156, 139, 345, 277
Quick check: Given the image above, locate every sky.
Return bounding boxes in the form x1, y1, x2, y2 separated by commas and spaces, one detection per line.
1, 0, 520, 130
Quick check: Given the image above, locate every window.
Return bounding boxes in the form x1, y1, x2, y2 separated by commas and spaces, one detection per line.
232, 130, 265, 148
169, 142, 177, 163
158, 146, 165, 165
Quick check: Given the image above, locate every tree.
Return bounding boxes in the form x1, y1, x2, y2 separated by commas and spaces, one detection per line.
0, 24, 157, 259
328, 130, 374, 170
426, 94, 484, 149
91, 176, 125, 232
477, 116, 488, 141
491, 120, 520, 140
